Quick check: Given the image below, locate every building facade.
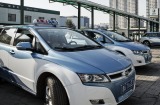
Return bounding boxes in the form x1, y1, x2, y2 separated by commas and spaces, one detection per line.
109, 0, 138, 29
0, 2, 60, 25
146, 0, 158, 18
59, 16, 90, 28
146, 0, 160, 31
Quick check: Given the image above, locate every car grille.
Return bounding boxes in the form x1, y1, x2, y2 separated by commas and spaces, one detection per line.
107, 66, 133, 81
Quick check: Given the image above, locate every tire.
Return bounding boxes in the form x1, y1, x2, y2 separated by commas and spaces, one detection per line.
45, 77, 69, 105
0, 77, 2, 82
143, 41, 150, 47
0, 77, 5, 83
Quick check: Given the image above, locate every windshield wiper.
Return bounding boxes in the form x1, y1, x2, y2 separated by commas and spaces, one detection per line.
54, 47, 75, 51
54, 45, 102, 51
117, 40, 132, 42
74, 45, 102, 49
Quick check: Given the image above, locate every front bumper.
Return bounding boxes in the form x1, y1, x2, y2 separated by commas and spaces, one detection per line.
150, 42, 160, 46
127, 52, 152, 67
65, 70, 136, 105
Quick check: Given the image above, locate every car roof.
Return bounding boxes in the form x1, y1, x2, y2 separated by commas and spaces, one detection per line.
83, 29, 105, 33
146, 32, 160, 34
2, 25, 69, 30
83, 29, 114, 34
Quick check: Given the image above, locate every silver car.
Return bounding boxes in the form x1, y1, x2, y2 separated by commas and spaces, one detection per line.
140, 32, 160, 46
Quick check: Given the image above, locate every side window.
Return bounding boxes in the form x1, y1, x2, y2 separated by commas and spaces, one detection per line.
149, 33, 157, 37
34, 38, 47, 55
152, 33, 157, 37
86, 31, 96, 40
147, 33, 151, 37
13, 29, 34, 46
157, 33, 160, 37
105, 37, 113, 43
86, 31, 112, 44
0, 28, 16, 45
143, 34, 147, 37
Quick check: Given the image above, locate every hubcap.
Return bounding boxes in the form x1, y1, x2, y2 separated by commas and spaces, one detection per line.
144, 41, 149, 46
45, 86, 52, 105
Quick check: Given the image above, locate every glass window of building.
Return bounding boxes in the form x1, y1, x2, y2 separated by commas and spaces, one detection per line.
39, 17, 45, 19
25, 15, 32, 23
8, 14, 16, 22
51, 18, 56, 20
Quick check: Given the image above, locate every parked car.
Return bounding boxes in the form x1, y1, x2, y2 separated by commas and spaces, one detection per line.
0, 20, 135, 105
140, 32, 160, 47
80, 29, 152, 67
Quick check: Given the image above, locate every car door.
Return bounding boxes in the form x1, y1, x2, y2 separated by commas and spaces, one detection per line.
149, 33, 160, 42
157, 33, 160, 42
0, 28, 17, 81
8, 28, 37, 91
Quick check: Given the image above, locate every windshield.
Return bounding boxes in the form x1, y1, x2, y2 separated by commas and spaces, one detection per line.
37, 29, 102, 51
100, 30, 132, 42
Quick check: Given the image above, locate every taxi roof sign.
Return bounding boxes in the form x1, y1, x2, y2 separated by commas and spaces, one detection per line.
33, 19, 58, 27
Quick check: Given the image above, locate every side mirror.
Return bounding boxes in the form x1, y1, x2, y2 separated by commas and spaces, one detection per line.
16, 42, 33, 51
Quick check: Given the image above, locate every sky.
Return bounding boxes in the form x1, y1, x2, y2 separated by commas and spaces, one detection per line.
0, 0, 146, 24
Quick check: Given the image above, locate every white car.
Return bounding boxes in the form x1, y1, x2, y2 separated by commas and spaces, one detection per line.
0, 20, 135, 105
82, 29, 152, 67
140, 32, 160, 46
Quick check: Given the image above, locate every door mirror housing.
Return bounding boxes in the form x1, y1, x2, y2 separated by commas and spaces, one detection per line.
16, 42, 33, 51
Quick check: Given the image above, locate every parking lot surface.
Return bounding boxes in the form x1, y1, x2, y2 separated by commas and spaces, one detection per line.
0, 48, 160, 105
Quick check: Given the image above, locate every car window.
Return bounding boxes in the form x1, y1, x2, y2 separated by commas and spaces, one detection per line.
0, 28, 17, 45
105, 37, 113, 43
34, 38, 47, 55
143, 34, 147, 37
85, 31, 96, 39
157, 33, 160, 37
100, 30, 131, 42
65, 32, 87, 45
13, 29, 34, 46
37, 29, 101, 51
148, 33, 157, 37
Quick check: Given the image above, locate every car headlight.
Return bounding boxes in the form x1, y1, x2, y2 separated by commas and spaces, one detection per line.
78, 74, 110, 83
132, 50, 143, 55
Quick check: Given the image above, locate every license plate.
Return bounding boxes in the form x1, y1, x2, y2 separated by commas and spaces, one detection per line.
121, 79, 134, 93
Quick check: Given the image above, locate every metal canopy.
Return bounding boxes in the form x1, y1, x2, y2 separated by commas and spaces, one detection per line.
50, 0, 159, 24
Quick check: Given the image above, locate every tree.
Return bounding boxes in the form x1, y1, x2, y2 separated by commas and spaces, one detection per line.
66, 19, 76, 29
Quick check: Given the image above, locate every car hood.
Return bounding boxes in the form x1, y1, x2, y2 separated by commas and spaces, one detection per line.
117, 42, 150, 51
51, 48, 132, 74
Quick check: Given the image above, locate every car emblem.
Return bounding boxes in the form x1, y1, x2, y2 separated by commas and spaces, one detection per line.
122, 70, 129, 77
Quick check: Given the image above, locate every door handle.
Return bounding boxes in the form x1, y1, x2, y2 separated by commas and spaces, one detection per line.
9, 50, 15, 54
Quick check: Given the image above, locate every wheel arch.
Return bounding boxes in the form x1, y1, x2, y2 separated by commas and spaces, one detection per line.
36, 72, 70, 104
143, 40, 151, 46
143, 40, 150, 43
36, 72, 53, 98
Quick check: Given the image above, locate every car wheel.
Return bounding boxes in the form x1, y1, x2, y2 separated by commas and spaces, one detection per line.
0, 77, 5, 83
45, 77, 69, 105
143, 41, 150, 47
